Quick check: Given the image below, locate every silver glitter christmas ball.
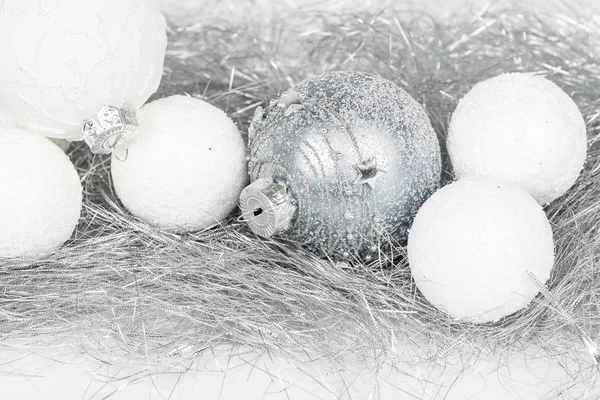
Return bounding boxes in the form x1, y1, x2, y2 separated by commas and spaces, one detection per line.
239, 71, 441, 260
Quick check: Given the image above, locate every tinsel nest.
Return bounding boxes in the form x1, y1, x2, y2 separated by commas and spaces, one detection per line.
3, 2, 600, 394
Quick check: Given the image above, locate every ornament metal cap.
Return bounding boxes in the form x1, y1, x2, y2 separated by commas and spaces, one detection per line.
81, 105, 139, 160
239, 179, 297, 238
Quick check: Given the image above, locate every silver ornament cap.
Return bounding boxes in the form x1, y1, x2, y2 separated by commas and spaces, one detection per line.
81, 105, 138, 160
239, 179, 297, 238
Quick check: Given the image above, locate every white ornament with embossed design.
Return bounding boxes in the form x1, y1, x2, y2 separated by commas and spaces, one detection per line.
0, 0, 167, 140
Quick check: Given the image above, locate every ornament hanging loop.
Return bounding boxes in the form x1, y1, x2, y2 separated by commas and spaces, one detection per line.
81, 105, 139, 160
236, 208, 267, 224
109, 135, 129, 162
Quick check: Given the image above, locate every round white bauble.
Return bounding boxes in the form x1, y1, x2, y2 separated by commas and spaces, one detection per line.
111, 95, 248, 233
0, 128, 82, 257
407, 176, 554, 323
0, 0, 167, 140
447, 73, 587, 204
0, 106, 15, 128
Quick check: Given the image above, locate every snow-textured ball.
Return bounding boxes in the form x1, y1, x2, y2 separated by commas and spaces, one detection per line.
0, 127, 82, 257
407, 176, 554, 323
448, 73, 587, 204
111, 96, 248, 233
0, 0, 167, 140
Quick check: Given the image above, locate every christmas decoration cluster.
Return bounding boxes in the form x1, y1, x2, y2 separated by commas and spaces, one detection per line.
0, 0, 598, 396
0, 0, 589, 328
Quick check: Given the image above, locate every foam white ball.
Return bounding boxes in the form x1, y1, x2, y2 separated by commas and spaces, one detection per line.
407, 176, 554, 323
0, 127, 82, 257
0, 0, 167, 140
448, 73, 587, 204
111, 96, 248, 232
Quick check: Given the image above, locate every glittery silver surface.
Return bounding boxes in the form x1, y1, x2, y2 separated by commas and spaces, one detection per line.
246, 71, 441, 260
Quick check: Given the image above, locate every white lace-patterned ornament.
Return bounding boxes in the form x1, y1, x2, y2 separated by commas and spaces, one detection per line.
0, 106, 14, 128
0, 0, 167, 145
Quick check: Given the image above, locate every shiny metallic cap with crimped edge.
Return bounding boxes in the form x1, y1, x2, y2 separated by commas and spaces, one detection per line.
81, 105, 138, 159
239, 179, 297, 238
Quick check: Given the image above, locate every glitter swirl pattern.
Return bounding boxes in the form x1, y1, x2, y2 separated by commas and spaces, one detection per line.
247, 71, 442, 260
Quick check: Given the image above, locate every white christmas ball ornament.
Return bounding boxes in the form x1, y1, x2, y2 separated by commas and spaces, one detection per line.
0, 106, 14, 128
0, 128, 82, 257
111, 96, 248, 233
407, 176, 554, 323
448, 73, 587, 204
0, 0, 167, 140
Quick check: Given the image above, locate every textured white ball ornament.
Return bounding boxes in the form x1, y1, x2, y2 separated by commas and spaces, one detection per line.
448, 73, 587, 204
407, 176, 554, 323
0, 0, 167, 140
111, 95, 248, 233
0, 127, 82, 257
